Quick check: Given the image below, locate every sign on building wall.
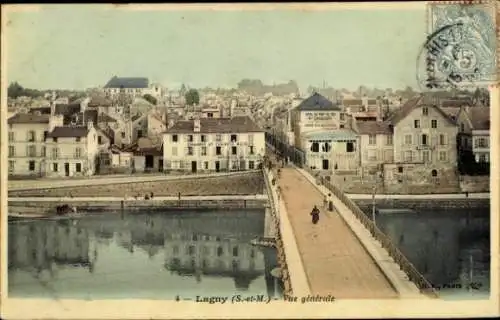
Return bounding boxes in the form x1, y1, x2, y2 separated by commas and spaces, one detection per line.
302, 111, 339, 129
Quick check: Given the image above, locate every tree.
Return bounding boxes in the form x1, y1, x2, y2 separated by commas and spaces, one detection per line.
185, 89, 200, 106
143, 94, 158, 105
8, 82, 25, 98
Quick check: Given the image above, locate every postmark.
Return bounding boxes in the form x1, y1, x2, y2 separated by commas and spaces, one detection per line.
417, 1, 497, 89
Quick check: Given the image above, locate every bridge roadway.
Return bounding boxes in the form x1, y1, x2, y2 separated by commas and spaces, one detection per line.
276, 167, 399, 299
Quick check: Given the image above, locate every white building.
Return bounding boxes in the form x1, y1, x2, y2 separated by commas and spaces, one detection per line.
7, 113, 50, 177
45, 122, 99, 177
163, 116, 265, 173
103, 76, 163, 99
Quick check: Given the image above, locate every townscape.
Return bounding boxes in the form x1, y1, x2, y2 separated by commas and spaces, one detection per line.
3, 3, 493, 317
7, 79, 490, 195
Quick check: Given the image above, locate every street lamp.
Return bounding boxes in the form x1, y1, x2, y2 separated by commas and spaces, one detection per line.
371, 185, 376, 225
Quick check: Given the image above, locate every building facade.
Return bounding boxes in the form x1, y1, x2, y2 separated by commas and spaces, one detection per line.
163, 116, 265, 173
7, 114, 50, 177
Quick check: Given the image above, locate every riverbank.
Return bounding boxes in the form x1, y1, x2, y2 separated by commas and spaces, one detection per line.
8, 171, 265, 197
353, 198, 490, 210
347, 193, 489, 200
9, 195, 269, 218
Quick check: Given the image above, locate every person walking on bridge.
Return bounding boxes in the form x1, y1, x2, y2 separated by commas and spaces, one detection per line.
310, 205, 320, 224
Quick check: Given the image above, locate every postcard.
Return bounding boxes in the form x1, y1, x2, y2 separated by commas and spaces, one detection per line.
1, 2, 498, 319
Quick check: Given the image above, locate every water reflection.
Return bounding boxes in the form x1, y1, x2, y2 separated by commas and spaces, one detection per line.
8, 210, 281, 299
374, 208, 490, 299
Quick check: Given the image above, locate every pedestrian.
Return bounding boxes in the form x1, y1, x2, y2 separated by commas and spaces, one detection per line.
323, 195, 328, 208
178, 192, 181, 201
310, 205, 320, 224
150, 192, 154, 199
144, 194, 150, 200
465, 191, 469, 198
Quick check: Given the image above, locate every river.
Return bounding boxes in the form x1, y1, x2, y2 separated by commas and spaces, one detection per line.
8, 209, 283, 300
366, 205, 490, 300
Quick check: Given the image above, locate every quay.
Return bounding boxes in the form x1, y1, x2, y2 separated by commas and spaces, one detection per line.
8, 194, 269, 216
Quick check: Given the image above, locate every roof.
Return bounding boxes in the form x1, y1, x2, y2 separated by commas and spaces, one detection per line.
47, 126, 89, 138
98, 127, 114, 141
355, 121, 393, 135
439, 106, 460, 120
165, 116, 263, 134
55, 103, 81, 116
123, 137, 162, 156
8, 113, 50, 124
304, 129, 358, 141
104, 76, 149, 89
296, 93, 341, 111
386, 95, 456, 126
29, 106, 51, 115
441, 98, 472, 108
89, 95, 112, 107
97, 113, 117, 123
467, 107, 490, 130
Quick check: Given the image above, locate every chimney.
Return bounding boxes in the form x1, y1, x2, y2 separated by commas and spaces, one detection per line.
194, 118, 201, 132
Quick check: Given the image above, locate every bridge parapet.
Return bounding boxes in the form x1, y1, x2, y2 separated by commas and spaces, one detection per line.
304, 166, 439, 299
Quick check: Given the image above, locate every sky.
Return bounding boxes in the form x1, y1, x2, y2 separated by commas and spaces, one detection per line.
5, 4, 428, 91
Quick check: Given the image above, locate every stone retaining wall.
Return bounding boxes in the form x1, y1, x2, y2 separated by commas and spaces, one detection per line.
354, 198, 490, 210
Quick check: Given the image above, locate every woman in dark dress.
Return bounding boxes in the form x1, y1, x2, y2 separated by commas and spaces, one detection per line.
311, 205, 320, 224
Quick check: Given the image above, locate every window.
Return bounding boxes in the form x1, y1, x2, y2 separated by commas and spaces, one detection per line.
431, 119, 437, 128
8, 160, 14, 173
404, 151, 413, 162
232, 146, 237, 155
439, 134, 446, 145
173, 246, 179, 255
201, 146, 207, 156
8, 146, 15, 157
475, 137, 487, 148
27, 145, 36, 157
230, 134, 237, 142
346, 142, 354, 152
43, 131, 48, 141
52, 147, 58, 159
172, 146, 178, 156
431, 169, 437, 177
28, 160, 35, 171
187, 135, 193, 142
137, 130, 143, 138
53, 137, 58, 142
248, 134, 254, 144
201, 135, 206, 142
232, 247, 239, 257
188, 245, 195, 256
367, 150, 377, 161
478, 154, 487, 163
75, 147, 82, 159
422, 107, 428, 115
41, 146, 46, 157
121, 132, 125, 139
216, 134, 222, 142
311, 142, 319, 152
187, 147, 193, 155
217, 247, 223, 257
216, 146, 221, 155
368, 135, 376, 145
76, 163, 82, 172
340, 113, 345, 121
398, 166, 403, 173
28, 130, 35, 142
204, 161, 209, 169
404, 134, 412, 145
460, 123, 465, 132
321, 142, 331, 152
249, 161, 255, 169
8, 131, 14, 142
422, 150, 430, 163
76, 137, 81, 142
207, 112, 213, 118
98, 136, 102, 144
249, 146, 254, 154
172, 134, 178, 142
414, 120, 420, 128
53, 163, 58, 172
386, 135, 393, 145
439, 151, 447, 161
421, 134, 428, 145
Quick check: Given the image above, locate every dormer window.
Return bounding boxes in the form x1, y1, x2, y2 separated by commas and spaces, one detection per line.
422, 107, 429, 116
230, 134, 237, 142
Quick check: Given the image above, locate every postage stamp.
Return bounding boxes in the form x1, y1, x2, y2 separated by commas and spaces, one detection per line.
417, 1, 498, 89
